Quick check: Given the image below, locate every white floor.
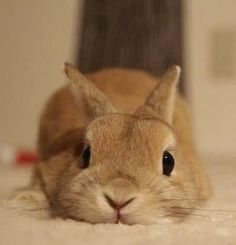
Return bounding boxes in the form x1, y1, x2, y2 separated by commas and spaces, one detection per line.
0, 156, 236, 245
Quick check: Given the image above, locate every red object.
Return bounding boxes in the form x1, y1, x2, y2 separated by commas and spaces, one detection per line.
16, 150, 38, 166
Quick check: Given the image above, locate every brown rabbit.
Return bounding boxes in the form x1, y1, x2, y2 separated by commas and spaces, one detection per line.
15, 64, 211, 224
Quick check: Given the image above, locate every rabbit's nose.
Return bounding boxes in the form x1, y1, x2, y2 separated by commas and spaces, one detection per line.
104, 194, 135, 210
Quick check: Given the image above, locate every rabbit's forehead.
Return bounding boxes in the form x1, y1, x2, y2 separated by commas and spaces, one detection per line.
86, 114, 175, 146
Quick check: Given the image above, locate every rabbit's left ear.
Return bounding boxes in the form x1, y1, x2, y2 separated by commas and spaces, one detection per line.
64, 63, 116, 120
136, 66, 181, 124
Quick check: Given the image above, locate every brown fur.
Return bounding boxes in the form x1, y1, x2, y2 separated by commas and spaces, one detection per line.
30, 64, 211, 224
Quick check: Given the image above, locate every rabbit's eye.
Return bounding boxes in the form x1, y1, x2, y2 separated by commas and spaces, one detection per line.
162, 151, 175, 176
80, 146, 90, 169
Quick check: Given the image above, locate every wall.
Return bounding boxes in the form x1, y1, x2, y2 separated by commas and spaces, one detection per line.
0, 0, 82, 149
1, 0, 235, 156
184, 0, 236, 156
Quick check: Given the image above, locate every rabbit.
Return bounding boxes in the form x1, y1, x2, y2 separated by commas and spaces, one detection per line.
12, 63, 211, 224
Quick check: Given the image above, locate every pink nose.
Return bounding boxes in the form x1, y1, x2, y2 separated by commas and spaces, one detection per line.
104, 194, 135, 210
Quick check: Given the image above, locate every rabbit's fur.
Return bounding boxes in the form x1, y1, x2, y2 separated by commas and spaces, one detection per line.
30, 64, 210, 224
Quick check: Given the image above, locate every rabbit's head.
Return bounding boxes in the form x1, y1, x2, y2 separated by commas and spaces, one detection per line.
43, 64, 208, 224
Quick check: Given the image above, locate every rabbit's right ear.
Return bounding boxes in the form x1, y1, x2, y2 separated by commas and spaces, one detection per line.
64, 63, 116, 120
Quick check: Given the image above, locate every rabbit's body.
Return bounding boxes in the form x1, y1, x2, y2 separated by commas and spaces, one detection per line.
32, 66, 210, 224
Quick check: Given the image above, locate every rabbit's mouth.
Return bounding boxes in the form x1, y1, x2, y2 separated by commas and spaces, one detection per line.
115, 212, 139, 225
105, 210, 172, 225
115, 214, 133, 225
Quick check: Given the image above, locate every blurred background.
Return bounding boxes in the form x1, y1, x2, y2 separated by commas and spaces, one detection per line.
0, 0, 235, 160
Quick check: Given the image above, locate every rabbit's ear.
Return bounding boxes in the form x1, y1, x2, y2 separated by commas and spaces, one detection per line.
136, 66, 181, 124
64, 63, 116, 119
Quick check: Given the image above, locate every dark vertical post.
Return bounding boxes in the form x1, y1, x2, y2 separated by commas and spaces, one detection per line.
77, 0, 184, 91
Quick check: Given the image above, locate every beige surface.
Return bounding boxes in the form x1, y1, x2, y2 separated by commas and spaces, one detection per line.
0, 156, 235, 245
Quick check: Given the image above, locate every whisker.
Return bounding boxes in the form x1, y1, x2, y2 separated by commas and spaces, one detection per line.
168, 212, 207, 218
175, 206, 236, 214
159, 198, 206, 202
